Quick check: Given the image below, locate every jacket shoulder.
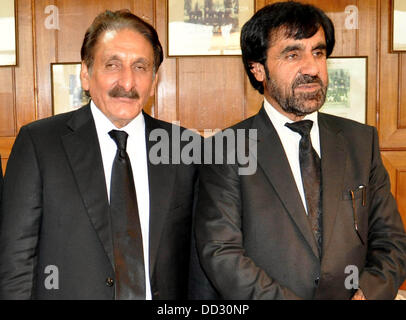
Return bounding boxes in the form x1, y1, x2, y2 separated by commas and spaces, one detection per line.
318, 112, 375, 135
143, 111, 201, 139
22, 107, 85, 135
227, 113, 257, 131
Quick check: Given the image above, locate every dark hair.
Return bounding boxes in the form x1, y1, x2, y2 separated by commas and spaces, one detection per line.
81, 10, 163, 73
241, 1, 335, 94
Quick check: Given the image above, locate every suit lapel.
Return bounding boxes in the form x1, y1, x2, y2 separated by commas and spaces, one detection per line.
318, 113, 347, 254
253, 107, 320, 258
61, 105, 114, 267
143, 112, 176, 278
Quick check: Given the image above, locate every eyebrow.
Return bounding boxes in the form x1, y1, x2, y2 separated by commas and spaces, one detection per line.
312, 43, 327, 51
104, 55, 152, 66
104, 55, 121, 63
280, 41, 327, 55
132, 57, 152, 66
281, 44, 304, 55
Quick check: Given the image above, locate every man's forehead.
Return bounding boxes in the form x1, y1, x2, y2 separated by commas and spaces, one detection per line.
268, 26, 326, 48
100, 29, 119, 43
95, 28, 154, 58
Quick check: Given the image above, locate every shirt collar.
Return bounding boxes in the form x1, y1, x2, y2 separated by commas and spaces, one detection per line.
263, 97, 319, 129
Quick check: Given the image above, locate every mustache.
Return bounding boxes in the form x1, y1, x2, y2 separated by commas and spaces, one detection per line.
108, 85, 140, 99
292, 74, 324, 89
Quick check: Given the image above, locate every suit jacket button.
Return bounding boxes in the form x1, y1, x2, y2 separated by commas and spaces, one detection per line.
106, 277, 114, 287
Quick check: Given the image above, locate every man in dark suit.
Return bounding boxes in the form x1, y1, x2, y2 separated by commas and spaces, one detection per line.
196, 2, 406, 300
0, 10, 204, 299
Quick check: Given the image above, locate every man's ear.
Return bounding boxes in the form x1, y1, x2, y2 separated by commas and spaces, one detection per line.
249, 62, 266, 82
80, 61, 90, 91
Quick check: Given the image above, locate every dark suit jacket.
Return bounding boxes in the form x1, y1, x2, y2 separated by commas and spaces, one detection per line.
0, 104, 200, 299
196, 106, 406, 300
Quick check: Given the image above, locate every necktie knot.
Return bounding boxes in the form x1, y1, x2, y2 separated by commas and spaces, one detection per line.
285, 120, 313, 137
109, 130, 128, 152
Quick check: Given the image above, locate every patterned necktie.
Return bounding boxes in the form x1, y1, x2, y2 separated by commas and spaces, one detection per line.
109, 129, 145, 299
285, 120, 322, 255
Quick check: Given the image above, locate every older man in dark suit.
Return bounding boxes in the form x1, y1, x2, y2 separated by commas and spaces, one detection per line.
0, 10, 209, 300
196, 2, 406, 300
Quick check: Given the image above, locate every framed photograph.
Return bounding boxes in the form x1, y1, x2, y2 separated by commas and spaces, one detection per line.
0, 0, 17, 66
51, 63, 90, 115
320, 57, 367, 124
167, 0, 255, 56
392, 0, 406, 51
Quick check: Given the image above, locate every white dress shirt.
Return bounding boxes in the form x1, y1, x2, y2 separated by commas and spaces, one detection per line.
263, 98, 321, 215
91, 101, 152, 300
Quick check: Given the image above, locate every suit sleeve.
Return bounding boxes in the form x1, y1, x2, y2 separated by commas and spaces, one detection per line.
359, 127, 406, 299
195, 159, 302, 300
0, 126, 43, 299
188, 168, 220, 300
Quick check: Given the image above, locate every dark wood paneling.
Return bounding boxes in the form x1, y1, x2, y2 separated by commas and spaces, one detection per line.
34, 0, 57, 120
379, 0, 406, 149
15, 0, 35, 131
0, 68, 15, 136
155, 0, 177, 121
381, 151, 406, 290
399, 54, 406, 128
178, 57, 245, 130
358, 0, 378, 127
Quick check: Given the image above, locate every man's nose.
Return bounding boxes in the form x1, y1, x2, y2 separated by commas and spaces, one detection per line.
118, 67, 135, 91
299, 53, 320, 76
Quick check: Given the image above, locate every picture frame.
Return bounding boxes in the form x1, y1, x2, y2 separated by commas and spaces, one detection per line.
167, 0, 255, 56
320, 56, 367, 124
51, 62, 90, 115
0, 0, 17, 66
392, 0, 406, 51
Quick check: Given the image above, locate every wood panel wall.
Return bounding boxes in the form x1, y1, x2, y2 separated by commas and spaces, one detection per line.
0, 0, 406, 289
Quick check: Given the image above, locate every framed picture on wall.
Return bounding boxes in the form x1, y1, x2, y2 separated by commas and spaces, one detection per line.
392, 0, 406, 51
319, 57, 367, 124
167, 0, 255, 56
51, 63, 90, 115
0, 0, 17, 66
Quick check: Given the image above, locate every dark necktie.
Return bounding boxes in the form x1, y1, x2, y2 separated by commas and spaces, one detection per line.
109, 129, 145, 299
285, 120, 322, 254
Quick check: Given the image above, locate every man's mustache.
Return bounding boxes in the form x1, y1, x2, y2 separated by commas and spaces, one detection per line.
292, 74, 324, 89
108, 85, 140, 99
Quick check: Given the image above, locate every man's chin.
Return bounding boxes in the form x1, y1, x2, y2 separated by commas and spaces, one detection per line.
108, 101, 143, 120
283, 101, 323, 117
109, 98, 143, 111
108, 111, 143, 128
296, 98, 324, 113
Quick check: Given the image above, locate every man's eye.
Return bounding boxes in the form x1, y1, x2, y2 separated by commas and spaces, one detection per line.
134, 65, 147, 71
105, 63, 118, 69
313, 50, 325, 57
287, 53, 298, 60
